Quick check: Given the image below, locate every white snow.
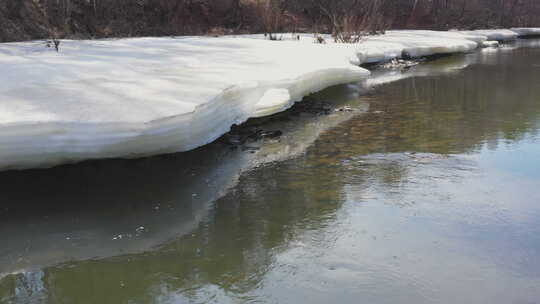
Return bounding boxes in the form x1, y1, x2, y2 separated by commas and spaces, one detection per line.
1, 28, 539, 170
255, 88, 291, 117
510, 28, 540, 37
482, 41, 500, 48
463, 29, 519, 41
0, 37, 368, 170
361, 30, 480, 62
232, 30, 483, 64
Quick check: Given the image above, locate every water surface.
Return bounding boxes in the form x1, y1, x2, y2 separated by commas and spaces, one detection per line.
1, 41, 540, 304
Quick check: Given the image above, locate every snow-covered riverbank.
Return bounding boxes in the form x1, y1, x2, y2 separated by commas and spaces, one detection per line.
0, 28, 539, 170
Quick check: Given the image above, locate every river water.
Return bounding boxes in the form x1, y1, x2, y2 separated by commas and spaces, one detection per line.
1, 40, 540, 304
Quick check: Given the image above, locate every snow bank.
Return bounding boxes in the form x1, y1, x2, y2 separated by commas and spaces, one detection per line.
361, 30, 479, 62
234, 30, 482, 64
241, 29, 539, 64
510, 28, 540, 37
1, 28, 539, 170
460, 28, 540, 41
463, 29, 519, 41
0, 37, 368, 170
482, 41, 500, 48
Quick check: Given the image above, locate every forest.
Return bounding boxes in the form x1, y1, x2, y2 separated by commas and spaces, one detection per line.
1, 0, 540, 42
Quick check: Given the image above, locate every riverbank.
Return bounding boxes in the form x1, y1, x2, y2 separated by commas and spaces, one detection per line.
0, 28, 539, 171
2, 42, 540, 303
0, 45, 520, 276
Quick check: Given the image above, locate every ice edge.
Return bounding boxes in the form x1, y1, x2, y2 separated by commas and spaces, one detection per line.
0, 28, 538, 170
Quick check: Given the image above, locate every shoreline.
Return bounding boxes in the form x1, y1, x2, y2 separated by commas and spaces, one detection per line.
1, 41, 536, 275
1, 29, 539, 171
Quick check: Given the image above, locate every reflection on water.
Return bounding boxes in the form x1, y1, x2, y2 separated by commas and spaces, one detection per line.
1, 41, 540, 304
0, 83, 366, 277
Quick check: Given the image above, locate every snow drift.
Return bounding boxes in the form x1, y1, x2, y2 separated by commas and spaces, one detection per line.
1, 29, 539, 170
0, 37, 367, 170
463, 29, 519, 41
233, 30, 483, 64
511, 28, 540, 37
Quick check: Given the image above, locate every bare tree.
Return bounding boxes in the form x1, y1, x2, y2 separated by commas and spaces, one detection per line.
255, 0, 288, 40
303, 0, 389, 43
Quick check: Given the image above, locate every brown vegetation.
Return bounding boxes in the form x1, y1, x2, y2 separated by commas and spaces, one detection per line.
0, 0, 539, 42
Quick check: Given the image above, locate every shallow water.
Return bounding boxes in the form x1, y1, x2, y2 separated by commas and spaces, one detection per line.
1, 41, 540, 304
